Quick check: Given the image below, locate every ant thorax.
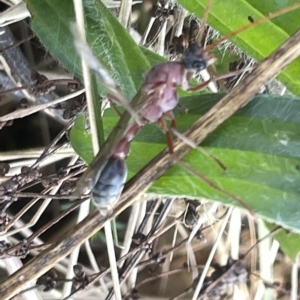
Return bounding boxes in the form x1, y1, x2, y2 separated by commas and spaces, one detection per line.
139, 61, 186, 122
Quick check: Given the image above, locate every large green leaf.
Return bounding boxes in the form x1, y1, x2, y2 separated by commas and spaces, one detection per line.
26, 0, 151, 100
71, 94, 300, 232
178, 0, 300, 95
71, 93, 300, 258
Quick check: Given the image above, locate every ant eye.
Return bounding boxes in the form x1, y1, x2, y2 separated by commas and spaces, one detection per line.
181, 44, 207, 71
192, 60, 206, 71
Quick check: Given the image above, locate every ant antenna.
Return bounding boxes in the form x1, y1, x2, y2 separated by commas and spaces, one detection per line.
196, 0, 213, 46
204, 2, 300, 53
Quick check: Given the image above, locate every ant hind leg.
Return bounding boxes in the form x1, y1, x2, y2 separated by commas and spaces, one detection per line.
163, 111, 177, 128
157, 117, 174, 154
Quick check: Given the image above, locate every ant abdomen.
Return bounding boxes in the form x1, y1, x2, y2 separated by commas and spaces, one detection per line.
92, 156, 127, 214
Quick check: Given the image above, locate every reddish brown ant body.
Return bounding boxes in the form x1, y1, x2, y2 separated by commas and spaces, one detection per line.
92, 44, 214, 213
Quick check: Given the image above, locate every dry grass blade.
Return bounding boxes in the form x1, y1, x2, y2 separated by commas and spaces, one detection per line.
196, 0, 213, 44
1, 27, 300, 300
192, 206, 234, 300
70, 2, 121, 299
0, 89, 85, 122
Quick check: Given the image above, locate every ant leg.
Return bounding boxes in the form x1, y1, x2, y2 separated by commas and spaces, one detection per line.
163, 111, 227, 169
188, 67, 255, 93
164, 111, 227, 171
107, 93, 123, 117
157, 117, 174, 154
188, 79, 212, 92
163, 111, 176, 128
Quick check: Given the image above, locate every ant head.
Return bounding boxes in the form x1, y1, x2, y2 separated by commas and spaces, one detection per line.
181, 43, 215, 71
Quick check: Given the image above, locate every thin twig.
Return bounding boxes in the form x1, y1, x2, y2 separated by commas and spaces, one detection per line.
192, 206, 233, 300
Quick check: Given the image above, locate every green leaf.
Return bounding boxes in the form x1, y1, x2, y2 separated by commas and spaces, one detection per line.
274, 230, 300, 261
140, 47, 166, 66
178, 0, 300, 95
70, 92, 300, 258
71, 94, 300, 238
70, 114, 93, 164
144, 94, 300, 236
265, 222, 300, 261
26, 0, 151, 100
